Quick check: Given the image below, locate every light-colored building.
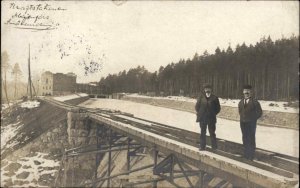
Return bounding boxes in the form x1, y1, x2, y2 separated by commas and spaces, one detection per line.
40, 71, 53, 95
40, 71, 77, 96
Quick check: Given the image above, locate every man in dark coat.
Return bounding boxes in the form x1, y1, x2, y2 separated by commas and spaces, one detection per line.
238, 85, 262, 160
195, 84, 221, 150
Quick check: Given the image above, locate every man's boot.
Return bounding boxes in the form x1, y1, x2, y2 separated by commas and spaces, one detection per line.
211, 137, 217, 150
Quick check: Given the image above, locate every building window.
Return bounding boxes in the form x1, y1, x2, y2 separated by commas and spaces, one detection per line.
46, 86, 48, 90
46, 78, 48, 84
49, 86, 51, 89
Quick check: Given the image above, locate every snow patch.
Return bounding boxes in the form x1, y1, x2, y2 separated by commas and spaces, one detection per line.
1, 100, 23, 111
53, 93, 88, 101
77, 93, 89, 97
20, 100, 40, 109
1, 121, 23, 152
1, 152, 60, 187
1, 102, 14, 110
219, 98, 298, 113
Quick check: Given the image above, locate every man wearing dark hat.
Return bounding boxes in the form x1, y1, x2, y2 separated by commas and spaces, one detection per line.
195, 84, 221, 150
238, 85, 262, 160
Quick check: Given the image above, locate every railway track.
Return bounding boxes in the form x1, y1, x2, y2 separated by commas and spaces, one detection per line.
41, 97, 299, 179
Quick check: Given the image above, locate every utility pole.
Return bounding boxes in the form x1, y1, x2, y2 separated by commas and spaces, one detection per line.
28, 44, 33, 100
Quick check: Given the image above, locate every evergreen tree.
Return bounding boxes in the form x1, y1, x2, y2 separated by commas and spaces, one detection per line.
12, 63, 22, 99
1, 51, 11, 106
99, 36, 299, 100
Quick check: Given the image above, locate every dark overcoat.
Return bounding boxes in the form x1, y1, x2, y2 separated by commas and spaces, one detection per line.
238, 98, 263, 123
195, 94, 221, 122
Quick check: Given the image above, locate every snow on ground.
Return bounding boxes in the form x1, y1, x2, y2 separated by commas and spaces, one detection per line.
1, 100, 23, 111
1, 121, 24, 154
128, 93, 196, 102
219, 98, 299, 113
1, 103, 14, 111
1, 152, 60, 187
53, 93, 88, 101
79, 99, 299, 157
20, 100, 40, 109
127, 94, 299, 113
77, 93, 89, 97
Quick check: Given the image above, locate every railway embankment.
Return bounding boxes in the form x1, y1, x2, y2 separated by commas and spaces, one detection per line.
1, 96, 186, 187
0, 96, 91, 187
121, 95, 299, 130
1, 100, 69, 187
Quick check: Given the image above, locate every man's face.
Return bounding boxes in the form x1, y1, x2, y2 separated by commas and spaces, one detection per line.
204, 88, 212, 94
243, 89, 251, 99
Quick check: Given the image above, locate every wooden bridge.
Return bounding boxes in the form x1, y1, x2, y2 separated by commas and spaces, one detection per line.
42, 98, 298, 188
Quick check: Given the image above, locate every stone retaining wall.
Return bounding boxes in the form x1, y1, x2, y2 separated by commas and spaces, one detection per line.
122, 96, 299, 130
29, 121, 69, 155
65, 110, 98, 186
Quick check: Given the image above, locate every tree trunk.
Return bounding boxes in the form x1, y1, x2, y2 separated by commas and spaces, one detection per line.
4, 72, 10, 107
236, 72, 239, 99
276, 73, 279, 100
287, 73, 290, 100
262, 70, 265, 100
14, 75, 17, 99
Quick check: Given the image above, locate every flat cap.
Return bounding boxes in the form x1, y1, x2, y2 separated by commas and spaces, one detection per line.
203, 83, 212, 89
243, 84, 252, 89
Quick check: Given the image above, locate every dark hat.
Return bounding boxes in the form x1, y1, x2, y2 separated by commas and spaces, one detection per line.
243, 84, 252, 89
203, 83, 212, 89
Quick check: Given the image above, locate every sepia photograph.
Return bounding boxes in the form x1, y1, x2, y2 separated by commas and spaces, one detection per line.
1, 0, 299, 187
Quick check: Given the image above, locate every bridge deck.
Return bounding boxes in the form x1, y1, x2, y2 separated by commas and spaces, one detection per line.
89, 113, 298, 188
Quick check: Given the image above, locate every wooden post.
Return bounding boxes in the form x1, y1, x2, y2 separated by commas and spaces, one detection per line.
198, 170, 205, 188
72, 157, 75, 187
28, 44, 33, 100
94, 125, 101, 187
153, 149, 158, 168
107, 129, 112, 187
170, 155, 174, 182
152, 148, 158, 188
64, 158, 68, 187
127, 137, 131, 173
175, 157, 193, 187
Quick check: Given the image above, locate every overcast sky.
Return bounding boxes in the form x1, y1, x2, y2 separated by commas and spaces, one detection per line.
1, 1, 299, 83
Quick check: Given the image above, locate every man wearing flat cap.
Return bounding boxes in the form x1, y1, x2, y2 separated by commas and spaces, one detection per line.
238, 85, 262, 160
195, 84, 221, 150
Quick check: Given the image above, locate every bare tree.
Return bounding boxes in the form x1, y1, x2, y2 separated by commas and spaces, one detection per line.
11, 63, 22, 100
1, 51, 11, 106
